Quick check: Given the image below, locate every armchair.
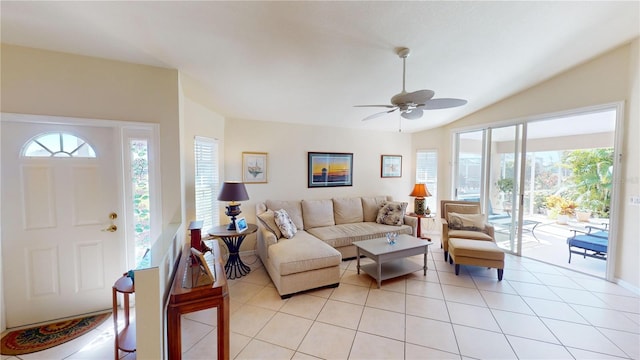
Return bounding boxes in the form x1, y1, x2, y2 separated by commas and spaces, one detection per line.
440, 200, 495, 261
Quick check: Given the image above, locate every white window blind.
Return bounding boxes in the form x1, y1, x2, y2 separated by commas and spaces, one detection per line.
195, 137, 220, 230
416, 150, 438, 213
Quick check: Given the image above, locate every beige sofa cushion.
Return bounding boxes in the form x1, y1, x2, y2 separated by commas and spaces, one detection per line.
333, 197, 364, 224
302, 199, 335, 229
449, 238, 505, 261
448, 229, 493, 241
268, 231, 341, 276
307, 222, 412, 249
266, 200, 304, 229
361, 196, 388, 222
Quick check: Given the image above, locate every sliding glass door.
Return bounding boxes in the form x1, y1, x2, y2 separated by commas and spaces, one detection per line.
452, 105, 619, 278
454, 126, 526, 255
487, 125, 524, 255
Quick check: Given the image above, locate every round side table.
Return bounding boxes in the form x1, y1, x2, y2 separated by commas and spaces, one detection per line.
208, 224, 258, 279
406, 213, 434, 241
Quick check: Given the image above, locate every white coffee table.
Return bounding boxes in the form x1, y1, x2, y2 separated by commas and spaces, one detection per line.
353, 234, 432, 288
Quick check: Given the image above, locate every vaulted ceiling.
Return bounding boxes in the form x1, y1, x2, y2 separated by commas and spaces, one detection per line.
1, 1, 638, 133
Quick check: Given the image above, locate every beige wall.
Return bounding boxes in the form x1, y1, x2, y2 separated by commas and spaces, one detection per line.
0, 45, 184, 351
1, 44, 183, 226
619, 38, 640, 289
413, 38, 640, 288
223, 119, 415, 252
180, 74, 226, 229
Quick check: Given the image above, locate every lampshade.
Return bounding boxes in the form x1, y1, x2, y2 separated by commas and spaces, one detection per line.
217, 181, 249, 202
409, 183, 432, 198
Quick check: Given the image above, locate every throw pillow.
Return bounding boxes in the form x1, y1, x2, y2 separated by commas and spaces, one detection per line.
274, 209, 297, 239
448, 212, 486, 231
257, 209, 282, 239
376, 201, 408, 226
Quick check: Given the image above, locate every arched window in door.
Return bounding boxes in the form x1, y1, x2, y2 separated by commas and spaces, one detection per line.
22, 132, 97, 158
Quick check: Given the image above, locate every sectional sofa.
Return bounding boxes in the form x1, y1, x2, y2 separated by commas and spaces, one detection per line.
256, 196, 418, 297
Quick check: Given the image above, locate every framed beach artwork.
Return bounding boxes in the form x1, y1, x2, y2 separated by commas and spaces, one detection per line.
381, 155, 402, 178
308, 152, 353, 188
242, 152, 268, 183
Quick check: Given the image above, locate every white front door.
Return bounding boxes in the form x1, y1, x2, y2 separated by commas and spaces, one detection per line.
1, 119, 123, 327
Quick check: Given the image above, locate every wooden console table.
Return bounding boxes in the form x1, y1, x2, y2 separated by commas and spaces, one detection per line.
167, 240, 229, 359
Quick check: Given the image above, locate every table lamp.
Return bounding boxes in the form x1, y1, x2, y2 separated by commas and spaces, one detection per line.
217, 181, 250, 230
409, 183, 432, 215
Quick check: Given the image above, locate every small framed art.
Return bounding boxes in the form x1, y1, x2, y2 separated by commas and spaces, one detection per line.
187, 247, 215, 287
308, 152, 353, 188
381, 155, 402, 178
235, 217, 248, 233
242, 152, 268, 183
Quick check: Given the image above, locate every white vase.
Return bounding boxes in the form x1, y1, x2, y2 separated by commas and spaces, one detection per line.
557, 214, 570, 224
576, 211, 591, 222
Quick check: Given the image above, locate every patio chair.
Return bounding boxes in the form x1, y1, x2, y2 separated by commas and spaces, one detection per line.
566, 224, 608, 263
440, 200, 495, 261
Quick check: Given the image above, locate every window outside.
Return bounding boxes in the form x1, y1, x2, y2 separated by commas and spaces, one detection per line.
23, 132, 96, 158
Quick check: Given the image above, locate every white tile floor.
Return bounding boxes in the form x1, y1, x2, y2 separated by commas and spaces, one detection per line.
2, 238, 639, 360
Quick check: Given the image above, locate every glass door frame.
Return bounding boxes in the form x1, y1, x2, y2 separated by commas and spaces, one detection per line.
486, 124, 527, 256
453, 125, 527, 256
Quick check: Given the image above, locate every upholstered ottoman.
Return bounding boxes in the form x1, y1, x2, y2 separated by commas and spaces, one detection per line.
267, 233, 342, 298
448, 238, 505, 280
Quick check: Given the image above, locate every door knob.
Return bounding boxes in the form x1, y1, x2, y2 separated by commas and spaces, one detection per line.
103, 224, 118, 232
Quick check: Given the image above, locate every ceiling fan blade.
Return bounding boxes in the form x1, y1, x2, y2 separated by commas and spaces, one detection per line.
401, 108, 424, 120
362, 108, 398, 121
354, 105, 396, 108
392, 89, 435, 105
421, 98, 468, 110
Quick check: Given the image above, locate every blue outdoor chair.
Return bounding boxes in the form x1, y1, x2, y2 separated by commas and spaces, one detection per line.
566, 224, 609, 263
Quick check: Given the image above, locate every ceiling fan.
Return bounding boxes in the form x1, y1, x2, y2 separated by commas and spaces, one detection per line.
355, 47, 467, 121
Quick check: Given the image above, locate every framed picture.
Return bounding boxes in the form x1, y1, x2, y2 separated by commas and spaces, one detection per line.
235, 217, 248, 233
381, 155, 402, 178
242, 152, 268, 183
189, 247, 215, 286
308, 152, 353, 188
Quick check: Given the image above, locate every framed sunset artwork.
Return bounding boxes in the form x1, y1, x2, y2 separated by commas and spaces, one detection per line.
307, 152, 353, 188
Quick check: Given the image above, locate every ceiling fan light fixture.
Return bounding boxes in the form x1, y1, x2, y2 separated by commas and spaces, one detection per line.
355, 47, 467, 122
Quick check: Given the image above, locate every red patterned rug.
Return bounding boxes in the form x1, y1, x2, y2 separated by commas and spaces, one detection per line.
1, 313, 110, 355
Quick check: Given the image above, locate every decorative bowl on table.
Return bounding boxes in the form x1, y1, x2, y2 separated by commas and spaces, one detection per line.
386, 232, 397, 245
